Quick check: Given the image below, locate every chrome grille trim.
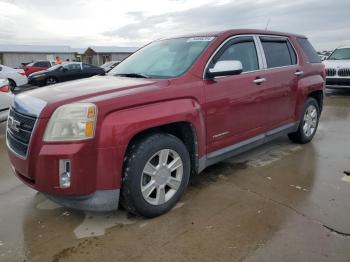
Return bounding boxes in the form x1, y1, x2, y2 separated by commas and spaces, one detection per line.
326, 68, 336, 77
338, 68, 350, 77
6, 108, 38, 159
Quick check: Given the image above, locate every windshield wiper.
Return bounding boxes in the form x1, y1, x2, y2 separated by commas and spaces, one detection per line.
114, 73, 150, 79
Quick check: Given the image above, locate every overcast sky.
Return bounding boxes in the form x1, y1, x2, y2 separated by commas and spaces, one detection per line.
0, 0, 349, 50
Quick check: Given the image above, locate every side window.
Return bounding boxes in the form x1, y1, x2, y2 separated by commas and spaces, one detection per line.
297, 38, 321, 63
83, 64, 93, 69
34, 61, 48, 67
260, 37, 297, 68
211, 36, 259, 72
63, 64, 81, 71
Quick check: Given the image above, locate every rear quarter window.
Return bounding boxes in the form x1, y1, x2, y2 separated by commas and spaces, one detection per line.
297, 38, 321, 63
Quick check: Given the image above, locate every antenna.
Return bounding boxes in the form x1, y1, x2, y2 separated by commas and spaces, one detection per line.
265, 17, 271, 31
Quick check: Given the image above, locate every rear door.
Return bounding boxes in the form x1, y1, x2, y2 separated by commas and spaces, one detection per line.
257, 36, 300, 128
204, 36, 268, 153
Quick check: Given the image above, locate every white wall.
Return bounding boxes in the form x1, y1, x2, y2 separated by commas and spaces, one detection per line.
2, 53, 76, 68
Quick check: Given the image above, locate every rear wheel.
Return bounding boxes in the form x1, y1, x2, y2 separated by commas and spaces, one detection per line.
121, 133, 191, 218
288, 97, 320, 144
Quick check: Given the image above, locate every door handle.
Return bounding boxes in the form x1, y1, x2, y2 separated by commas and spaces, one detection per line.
295, 70, 304, 76
253, 78, 266, 85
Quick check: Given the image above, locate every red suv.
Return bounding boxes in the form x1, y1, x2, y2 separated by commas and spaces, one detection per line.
6, 29, 325, 217
24, 60, 54, 76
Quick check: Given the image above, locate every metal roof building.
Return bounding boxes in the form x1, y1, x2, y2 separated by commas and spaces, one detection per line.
83, 46, 139, 65
0, 45, 139, 68
0, 44, 77, 68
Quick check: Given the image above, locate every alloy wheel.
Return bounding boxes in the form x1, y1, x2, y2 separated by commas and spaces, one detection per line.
141, 149, 183, 205
303, 104, 318, 137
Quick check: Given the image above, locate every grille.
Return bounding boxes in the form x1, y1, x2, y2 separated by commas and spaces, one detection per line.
326, 68, 336, 77
338, 68, 350, 77
6, 108, 37, 158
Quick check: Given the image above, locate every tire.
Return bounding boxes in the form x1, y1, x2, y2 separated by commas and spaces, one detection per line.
121, 133, 191, 218
45, 77, 57, 86
288, 97, 320, 144
8, 79, 16, 92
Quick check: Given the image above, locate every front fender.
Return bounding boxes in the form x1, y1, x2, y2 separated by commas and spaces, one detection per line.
98, 98, 205, 149
94, 98, 206, 189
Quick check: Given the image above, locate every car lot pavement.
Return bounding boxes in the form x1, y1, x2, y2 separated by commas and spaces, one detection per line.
0, 90, 350, 261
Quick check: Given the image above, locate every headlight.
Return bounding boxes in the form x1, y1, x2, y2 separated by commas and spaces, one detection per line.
44, 103, 97, 142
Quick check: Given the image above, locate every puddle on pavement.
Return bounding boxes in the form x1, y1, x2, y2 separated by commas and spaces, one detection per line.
35, 197, 187, 239
36, 199, 61, 210
74, 211, 137, 239
228, 143, 302, 168
341, 175, 350, 183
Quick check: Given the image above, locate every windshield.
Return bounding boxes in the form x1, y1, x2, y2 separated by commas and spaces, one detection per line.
109, 37, 215, 78
328, 48, 350, 60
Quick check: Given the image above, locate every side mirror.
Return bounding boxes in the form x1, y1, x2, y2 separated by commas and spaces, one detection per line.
207, 60, 243, 78
62, 67, 68, 72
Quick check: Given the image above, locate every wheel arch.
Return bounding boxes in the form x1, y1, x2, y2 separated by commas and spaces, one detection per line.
124, 121, 199, 176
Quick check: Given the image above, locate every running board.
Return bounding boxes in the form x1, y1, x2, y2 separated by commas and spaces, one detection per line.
198, 122, 299, 173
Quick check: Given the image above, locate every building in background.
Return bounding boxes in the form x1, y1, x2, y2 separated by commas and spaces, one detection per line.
0, 45, 76, 68
0, 45, 139, 68
82, 46, 139, 65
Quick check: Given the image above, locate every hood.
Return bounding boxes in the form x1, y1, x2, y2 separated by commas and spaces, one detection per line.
13, 75, 168, 117
323, 59, 350, 68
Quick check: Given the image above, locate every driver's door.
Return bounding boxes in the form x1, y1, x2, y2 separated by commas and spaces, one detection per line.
204, 36, 268, 153
60, 64, 83, 82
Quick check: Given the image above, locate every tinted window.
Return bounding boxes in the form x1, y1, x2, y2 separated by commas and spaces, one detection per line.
212, 37, 259, 72
83, 64, 96, 69
34, 61, 51, 67
297, 38, 321, 63
62, 63, 81, 70
260, 37, 297, 68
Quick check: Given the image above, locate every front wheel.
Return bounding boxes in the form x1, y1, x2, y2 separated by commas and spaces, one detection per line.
8, 79, 16, 92
288, 97, 320, 144
45, 77, 57, 86
121, 133, 191, 218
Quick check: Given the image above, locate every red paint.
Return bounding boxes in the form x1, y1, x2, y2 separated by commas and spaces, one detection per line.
8, 29, 324, 197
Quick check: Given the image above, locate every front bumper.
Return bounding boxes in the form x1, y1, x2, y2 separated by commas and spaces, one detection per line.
326, 77, 350, 89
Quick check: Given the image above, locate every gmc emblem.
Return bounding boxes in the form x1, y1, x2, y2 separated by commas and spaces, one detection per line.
7, 116, 21, 132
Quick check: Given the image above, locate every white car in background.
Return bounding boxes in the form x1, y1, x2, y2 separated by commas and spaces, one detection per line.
323, 46, 350, 89
0, 65, 28, 91
0, 79, 12, 122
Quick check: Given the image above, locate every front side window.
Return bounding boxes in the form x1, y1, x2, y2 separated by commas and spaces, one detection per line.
211, 37, 259, 72
260, 37, 297, 68
109, 37, 215, 78
328, 48, 350, 60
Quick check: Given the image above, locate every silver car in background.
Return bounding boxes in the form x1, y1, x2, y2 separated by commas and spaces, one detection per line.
0, 79, 12, 122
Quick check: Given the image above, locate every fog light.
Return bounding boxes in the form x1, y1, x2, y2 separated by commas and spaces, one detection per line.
59, 160, 71, 188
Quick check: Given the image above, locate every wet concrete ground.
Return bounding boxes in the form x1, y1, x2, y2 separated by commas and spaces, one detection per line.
1, 90, 350, 261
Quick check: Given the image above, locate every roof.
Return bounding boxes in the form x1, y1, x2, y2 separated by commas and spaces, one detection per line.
171, 29, 306, 39
71, 48, 86, 54
0, 44, 75, 53
88, 46, 139, 53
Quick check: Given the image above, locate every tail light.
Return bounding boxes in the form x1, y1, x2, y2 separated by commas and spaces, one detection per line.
18, 72, 26, 76
0, 85, 10, 93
